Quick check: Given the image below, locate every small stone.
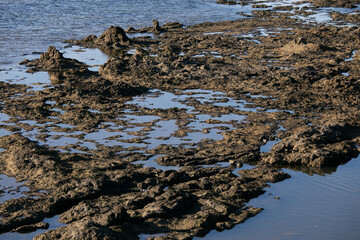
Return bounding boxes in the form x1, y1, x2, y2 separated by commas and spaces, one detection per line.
19, 59, 30, 65
153, 19, 163, 32
13, 222, 49, 233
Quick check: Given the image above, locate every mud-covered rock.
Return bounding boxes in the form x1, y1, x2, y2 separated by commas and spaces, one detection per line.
0, 134, 62, 180
34, 220, 132, 240
262, 124, 360, 168
2, 1, 360, 239
331, 11, 360, 23
23, 46, 89, 73
99, 56, 130, 77
12, 222, 49, 233
95, 26, 130, 48
68, 26, 135, 50
279, 37, 323, 56
238, 163, 291, 183
310, 0, 360, 8
152, 19, 163, 32
216, 0, 238, 5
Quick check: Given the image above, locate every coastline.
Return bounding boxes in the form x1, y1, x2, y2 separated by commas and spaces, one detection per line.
1, 0, 360, 239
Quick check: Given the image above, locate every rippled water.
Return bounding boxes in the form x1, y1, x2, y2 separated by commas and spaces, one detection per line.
0, 175, 30, 204
0, 0, 250, 67
0, 88, 260, 153
0, 215, 65, 240
197, 156, 360, 240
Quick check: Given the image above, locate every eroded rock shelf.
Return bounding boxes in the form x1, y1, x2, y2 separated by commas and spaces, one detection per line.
1, 0, 360, 239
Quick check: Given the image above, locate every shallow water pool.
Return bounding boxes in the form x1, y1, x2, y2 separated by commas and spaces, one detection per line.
196, 155, 360, 240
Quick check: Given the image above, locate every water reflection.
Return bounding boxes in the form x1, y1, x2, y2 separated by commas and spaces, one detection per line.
0, 215, 65, 240
0, 0, 249, 67
196, 155, 360, 240
0, 175, 30, 204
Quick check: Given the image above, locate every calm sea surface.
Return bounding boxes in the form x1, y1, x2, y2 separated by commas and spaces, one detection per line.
196, 157, 360, 240
0, 0, 250, 67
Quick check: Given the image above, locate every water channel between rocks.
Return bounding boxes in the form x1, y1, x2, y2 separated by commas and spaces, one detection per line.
0, 46, 284, 202
0, 46, 284, 238
0, 215, 66, 240
0, 45, 292, 156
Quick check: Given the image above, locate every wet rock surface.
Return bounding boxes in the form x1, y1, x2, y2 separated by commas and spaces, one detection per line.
1, 0, 360, 239
262, 124, 360, 168
310, 0, 360, 8
22, 46, 90, 74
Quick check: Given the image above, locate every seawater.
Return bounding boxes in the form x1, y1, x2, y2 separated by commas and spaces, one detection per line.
196, 156, 360, 240
0, 0, 250, 67
1, 0, 358, 67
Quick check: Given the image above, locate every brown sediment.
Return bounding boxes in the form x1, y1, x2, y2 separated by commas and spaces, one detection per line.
309, 0, 360, 8
1, 0, 360, 239
331, 11, 360, 23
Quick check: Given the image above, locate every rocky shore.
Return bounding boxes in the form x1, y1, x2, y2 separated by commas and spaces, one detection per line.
1, 0, 360, 239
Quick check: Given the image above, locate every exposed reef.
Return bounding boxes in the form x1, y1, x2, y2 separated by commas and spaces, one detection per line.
1, 0, 360, 239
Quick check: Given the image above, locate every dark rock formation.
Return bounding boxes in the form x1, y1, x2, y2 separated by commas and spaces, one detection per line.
262, 124, 360, 168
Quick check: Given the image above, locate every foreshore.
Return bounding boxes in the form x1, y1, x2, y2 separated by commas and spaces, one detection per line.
1, 0, 360, 239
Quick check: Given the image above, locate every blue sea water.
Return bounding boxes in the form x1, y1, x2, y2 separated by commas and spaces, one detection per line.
196, 156, 360, 240
0, 0, 250, 67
